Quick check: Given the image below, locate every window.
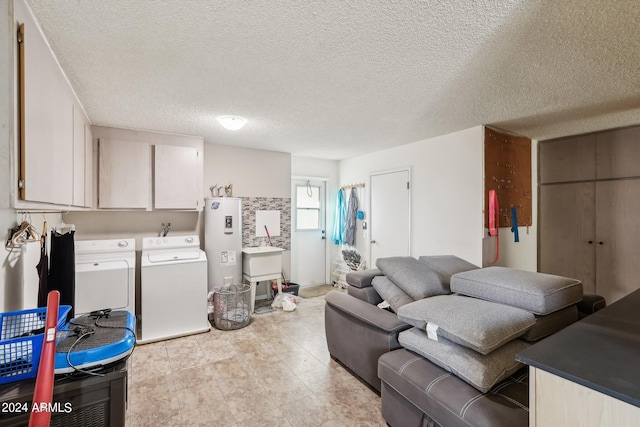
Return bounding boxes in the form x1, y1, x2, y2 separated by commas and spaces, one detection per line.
296, 184, 320, 230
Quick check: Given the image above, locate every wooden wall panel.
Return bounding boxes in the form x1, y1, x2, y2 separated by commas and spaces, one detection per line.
484, 127, 532, 228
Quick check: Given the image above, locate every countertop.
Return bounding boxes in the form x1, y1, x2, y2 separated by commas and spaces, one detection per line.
517, 288, 640, 408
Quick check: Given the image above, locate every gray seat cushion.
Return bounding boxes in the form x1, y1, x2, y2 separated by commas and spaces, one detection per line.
372, 276, 413, 312
376, 257, 450, 300
418, 255, 479, 286
399, 327, 529, 393
451, 266, 583, 315
397, 295, 535, 354
378, 348, 529, 427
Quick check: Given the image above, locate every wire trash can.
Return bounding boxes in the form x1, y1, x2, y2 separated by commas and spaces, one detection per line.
0, 305, 71, 384
213, 284, 251, 330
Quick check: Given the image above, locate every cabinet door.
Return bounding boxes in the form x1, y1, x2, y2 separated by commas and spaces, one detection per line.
84, 124, 94, 207
18, 2, 74, 205
539, 183, 596, 293
72, 104, 86, 206
98, 139, 150, 209
154, 145, 200, 209
539, 135, 596, 184
596, 127, 640, 180
595, 179, 640, 303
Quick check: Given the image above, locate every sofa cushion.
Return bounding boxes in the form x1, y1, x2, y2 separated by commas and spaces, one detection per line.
418, 255, 479, 286
397, 295, 535, 354
399, 327, 529, 393
372, 276, 413, 312
376, 257, 450, 300
522, 305, 578, 342
451, 266, 583, 315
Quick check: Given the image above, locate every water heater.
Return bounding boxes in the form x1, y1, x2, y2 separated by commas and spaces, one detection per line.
204, 197, 242, 289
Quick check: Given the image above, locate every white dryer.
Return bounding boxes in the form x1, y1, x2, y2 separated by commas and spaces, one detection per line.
139, 235, 209, 344
74, 239, 136, 316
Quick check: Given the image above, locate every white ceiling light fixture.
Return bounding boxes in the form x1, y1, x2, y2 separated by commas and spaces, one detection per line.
216, 115, 247, 131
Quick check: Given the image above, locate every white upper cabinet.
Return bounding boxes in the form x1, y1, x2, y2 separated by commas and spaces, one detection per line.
15, 0, 90, 207
97, 136, 202, 210
98, 138, 151, 209
154, 145, 201, 209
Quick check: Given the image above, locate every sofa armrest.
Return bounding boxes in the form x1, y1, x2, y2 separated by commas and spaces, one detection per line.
577, 293, 606, 318
346, 269, 382, 288
326, 291, 407, 333
347, 285, 384, 305
325, 291, 410, 392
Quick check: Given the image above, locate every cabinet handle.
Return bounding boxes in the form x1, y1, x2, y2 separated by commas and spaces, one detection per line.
599, 241, 604, 245
588, 240, 593, 244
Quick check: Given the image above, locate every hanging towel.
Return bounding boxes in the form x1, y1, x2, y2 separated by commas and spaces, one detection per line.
345, 187, 359, 246
332, 189, 347, 245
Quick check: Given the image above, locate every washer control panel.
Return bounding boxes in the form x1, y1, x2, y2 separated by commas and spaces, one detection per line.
142, 235, 200, 251
75, 238, 135, 255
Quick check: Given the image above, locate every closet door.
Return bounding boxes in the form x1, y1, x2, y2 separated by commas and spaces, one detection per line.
539, 182, 596, 293
595, 179, 640, 303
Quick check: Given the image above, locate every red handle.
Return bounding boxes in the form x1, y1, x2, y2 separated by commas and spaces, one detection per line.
264, 225, 273, 246
29, 290, 60, 427
488, 190, 500, 264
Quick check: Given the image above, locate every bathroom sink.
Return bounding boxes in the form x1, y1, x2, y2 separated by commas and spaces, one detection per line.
242, 246, 284, 278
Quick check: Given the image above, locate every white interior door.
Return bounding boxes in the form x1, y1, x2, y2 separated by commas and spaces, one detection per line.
291, 179, 327, 287
370, 169, 411, 265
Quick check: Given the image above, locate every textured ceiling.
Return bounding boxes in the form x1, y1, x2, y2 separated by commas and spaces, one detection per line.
26, 0, 640, 160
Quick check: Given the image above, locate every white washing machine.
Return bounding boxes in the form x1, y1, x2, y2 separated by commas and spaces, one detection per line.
74, 239, 136, 316
139, 235, 210, 344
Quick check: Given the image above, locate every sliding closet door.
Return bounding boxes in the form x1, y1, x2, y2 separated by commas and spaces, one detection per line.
595, 179, 640, 303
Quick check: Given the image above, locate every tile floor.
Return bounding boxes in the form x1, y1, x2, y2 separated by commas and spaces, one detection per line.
125, 291, 386, 426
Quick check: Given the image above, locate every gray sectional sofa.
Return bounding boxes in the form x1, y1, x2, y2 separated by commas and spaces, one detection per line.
324, 256, 605, 427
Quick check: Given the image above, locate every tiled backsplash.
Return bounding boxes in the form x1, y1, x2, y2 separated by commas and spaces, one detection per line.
241, 197, 291, 250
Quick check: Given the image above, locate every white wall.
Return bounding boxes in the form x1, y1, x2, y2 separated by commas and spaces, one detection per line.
203, 144, 291, 297
204, 144, 290, 199
339, 127, 486, 267
339, 126, 538, 271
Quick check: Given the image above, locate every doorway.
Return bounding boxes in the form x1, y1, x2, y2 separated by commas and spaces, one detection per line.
370, 168, 411, 264
291, 178, 327, 287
